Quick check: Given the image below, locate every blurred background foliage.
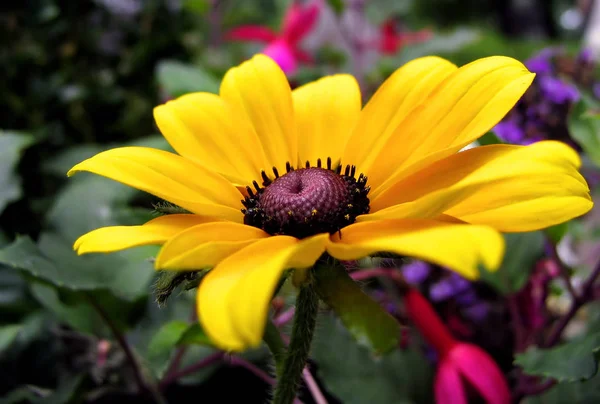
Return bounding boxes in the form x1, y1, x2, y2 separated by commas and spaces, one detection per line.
2, 0, 600, 403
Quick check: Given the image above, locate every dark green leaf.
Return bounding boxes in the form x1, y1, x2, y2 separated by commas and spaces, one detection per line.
515, 332, 600, 383
183, 0, 210, 15
0, 374, 84, 404
156, 60, 220, 97
0, 130, 34, 213
524, 372, 600, 404
326, 0, 344, 14
0, 324, 22, 353
313, 260, 400, 354
480, 231, 545, 294
312, 313, 434, 404
546, 222, 570, 244
478, 131, 503, 146
147, 320, 190, 375
569, 96, 600, 168
178, 323, 212, 346
0, 236, 157, 300
28, 282, 101, 334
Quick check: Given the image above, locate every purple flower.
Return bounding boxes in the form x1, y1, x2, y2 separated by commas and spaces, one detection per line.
493, 120, 525, 143
539, 76, 580, 103
525, 48, 557, 74
402, 261, 431, 285
429, 273, 470, 302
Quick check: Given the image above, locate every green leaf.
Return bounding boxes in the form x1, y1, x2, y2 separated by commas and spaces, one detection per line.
312, 313, 434, 404
156, 60, 220, 97
178, 323, 212, 346
0, 374, 84, 404
182, 0, 210, 15
0, 130, 34, 213
326, 0, 345, 14
478, 131, 503, 146
524, 372, 600, 404
0, 236, 157, 300
147, 320, 190, 375
515, 332, 600, 383
313, 260, 400, 354
28, 282, 101, 334
569, 96, 600, 167
546, 222, 570, 244
480, 231, 545, 294
0, 324, 22, 354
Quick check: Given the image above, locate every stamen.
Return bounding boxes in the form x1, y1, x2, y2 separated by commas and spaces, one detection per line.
305, 161, 310, 168
286, 162, 293, 172
327, 157, 332, 170
252, 180, 261, 193
317, 158, 322, 168
261, 170, 271, 186
272, 167, 280, 178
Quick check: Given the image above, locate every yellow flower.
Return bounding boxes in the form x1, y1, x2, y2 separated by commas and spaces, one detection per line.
69, 55, 592, 352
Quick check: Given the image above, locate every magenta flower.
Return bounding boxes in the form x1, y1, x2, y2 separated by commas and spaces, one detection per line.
226, 0, 320, 74
378, 19, 432, 55
404, 289, 511, 404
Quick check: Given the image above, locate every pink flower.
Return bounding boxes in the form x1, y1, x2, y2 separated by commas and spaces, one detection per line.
404, 289, 511, 404
378, 19, 433, 55
226, 1, 320, 74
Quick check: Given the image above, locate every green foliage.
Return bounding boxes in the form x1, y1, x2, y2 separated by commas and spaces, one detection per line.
524, 373, 600, 404
313, 260, 400, 354
178, 323, 212, 346
0, 236, 157, 301
515, 332, 600, 383
0, 324, 22, 354
156, 60, 220, 98
326, 0, 345, 15
0, 131, 34, 214
569, 96, 600, 168
480, 231, 545, 294
147, 320, 191, 373
312, 313, 434, 404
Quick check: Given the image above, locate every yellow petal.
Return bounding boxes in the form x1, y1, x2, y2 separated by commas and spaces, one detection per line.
367, 141, 592, 232
198, 235, 327, 351
294, 75, 361, 166
368, 56, 535, 194
328, 220, 504, 279
154, 92, 269, 186
74, 214, 215, 254
220, 54, 296, 171
342, 56, 457, 173
155, 222, 271, 270
68, 147, 243, 221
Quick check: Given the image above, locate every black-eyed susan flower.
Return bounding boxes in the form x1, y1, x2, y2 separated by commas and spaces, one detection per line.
69, 54, 592, 352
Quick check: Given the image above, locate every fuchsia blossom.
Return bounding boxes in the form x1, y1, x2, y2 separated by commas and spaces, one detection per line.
378, 19, 433, 55
404, 289, 510, 404
226, 1, 320, 74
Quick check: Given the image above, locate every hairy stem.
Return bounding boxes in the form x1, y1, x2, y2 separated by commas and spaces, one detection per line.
272, 276, 320, 404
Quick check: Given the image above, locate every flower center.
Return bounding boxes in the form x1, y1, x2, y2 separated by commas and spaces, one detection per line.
242, 160, 370, 239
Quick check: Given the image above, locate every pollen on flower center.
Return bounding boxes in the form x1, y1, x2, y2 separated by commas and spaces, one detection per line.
242, 160, 370, 239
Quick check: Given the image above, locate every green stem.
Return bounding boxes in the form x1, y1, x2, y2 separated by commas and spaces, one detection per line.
264, 318, 286, 376
272, 276, 320, 404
